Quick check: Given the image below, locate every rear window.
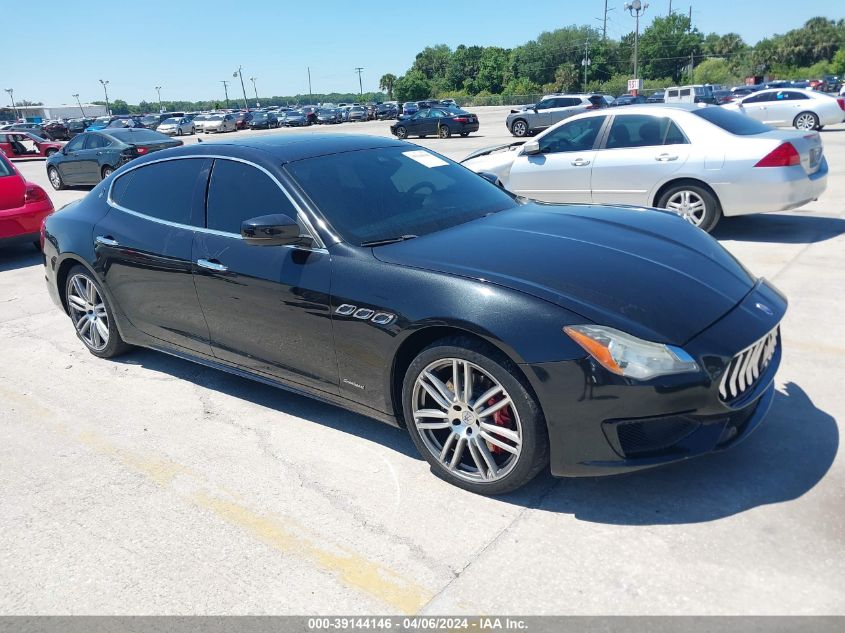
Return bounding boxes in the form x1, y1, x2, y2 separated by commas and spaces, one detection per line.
0, 154, 14, 177
692, 107, 772, 135
106, 128, 172, 143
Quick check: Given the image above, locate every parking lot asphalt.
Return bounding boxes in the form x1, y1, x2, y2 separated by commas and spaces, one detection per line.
2, 108, 844, 615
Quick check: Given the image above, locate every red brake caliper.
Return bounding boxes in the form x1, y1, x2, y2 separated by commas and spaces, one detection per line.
487, 396, 513, 454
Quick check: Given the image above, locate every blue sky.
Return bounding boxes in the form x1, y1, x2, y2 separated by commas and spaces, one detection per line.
7, 0, 842, 106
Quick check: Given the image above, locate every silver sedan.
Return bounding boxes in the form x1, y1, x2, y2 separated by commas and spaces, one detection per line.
722, 88, 845, 131
156, 117, 195, 136
203, 113, 237, 134
462, 104, 827, 232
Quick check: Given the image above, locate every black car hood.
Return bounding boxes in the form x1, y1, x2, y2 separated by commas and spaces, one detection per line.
373, 203, 755, 345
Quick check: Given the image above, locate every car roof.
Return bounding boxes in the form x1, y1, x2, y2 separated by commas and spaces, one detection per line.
155, 134, 407, 163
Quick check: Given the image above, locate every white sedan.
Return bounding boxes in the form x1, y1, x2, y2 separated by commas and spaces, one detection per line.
461, 104, 828, 232
722, 88, 845, 131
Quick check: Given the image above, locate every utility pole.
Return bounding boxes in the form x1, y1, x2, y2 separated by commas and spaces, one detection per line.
5, 88, 18, 120
99, 79, 110, 116
355, 67, 364, 99
582, 40, 592, 92
155, 86, 163, 113
669, 0, 672, 14
220, 81, 230, 109
602, 0, 608, 40
249, 77, 259, 107
307, 66, 313, 104
72, 93, 85, 117
233, 66, 249, 111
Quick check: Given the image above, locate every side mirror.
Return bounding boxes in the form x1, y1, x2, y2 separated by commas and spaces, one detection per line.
522, 140, 541, 155
241, 213, 311, 247
532, 106, 539, 112
478, 171, 501, 187
61, 146, 68, 155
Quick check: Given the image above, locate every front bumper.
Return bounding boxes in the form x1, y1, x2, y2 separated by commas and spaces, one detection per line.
525, 279, 787, 477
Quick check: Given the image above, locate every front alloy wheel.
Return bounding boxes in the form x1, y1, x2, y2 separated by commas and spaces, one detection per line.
65, 266, 130, 358
395, 125, 407, 139
48, 166, 65, 190
511, 119, 528, 137
439, 125, 451, 138
403, 338, 548, 494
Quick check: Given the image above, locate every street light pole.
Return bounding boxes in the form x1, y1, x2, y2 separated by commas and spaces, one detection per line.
582, 40, 591, 92
307, 66, 313, 104
624, 1, 649, 83
249, 77, 259, 108
99, 79, 111, 116
4, 88, 18, 121
233, 66, 249, 111
221, 81, 230, 109
72, 93, 85, 117
355, 67, 364, 99
155, 86, 163, 113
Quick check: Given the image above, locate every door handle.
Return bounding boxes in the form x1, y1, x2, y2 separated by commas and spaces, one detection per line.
196, 258, 228, 272
571, 158, 591, 166
95, 235, 119, 247
655, 154, 678, 162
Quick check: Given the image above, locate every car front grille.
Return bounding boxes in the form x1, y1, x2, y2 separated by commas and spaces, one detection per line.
616, 416, 700, 458
718, 327, 779, 402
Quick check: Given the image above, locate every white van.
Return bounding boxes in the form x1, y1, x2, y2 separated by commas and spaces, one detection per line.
664, 85, 718, 104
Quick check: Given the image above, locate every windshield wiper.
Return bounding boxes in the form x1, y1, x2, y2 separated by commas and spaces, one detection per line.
360, 235, 418, 247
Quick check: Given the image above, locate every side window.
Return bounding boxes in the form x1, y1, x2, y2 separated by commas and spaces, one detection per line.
206, 160, 297, 235
84, 134, 109, 149
111, 158, 209, 226
535, 100, 552, 110
680, 88, 691, 97
65, 136, 86, 151
538, 116, 606, 154
662, 119, 688, 145
605, 115, 667, 149
667, 90, 679, 98
430, 109, 445, 118
784, 91, 807, 101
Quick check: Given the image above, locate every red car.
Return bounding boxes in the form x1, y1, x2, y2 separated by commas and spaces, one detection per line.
0, 131, 64, 160
0, 150, 54, 249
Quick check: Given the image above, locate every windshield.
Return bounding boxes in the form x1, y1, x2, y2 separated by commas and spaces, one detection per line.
161, 118, 180, 125
208, 115, 224, 121
693, 107, 772, 135
106, 128, 172, 143
286, 146, 518, 246
253, 113, 267, 119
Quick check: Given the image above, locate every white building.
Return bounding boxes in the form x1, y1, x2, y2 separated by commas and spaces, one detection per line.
17, 103, 109, 121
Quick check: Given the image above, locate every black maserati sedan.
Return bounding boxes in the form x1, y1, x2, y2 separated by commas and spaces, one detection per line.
45, 128, 182, 189
42, 135, 786, 494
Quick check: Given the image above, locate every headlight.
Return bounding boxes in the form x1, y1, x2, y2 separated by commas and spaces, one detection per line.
564, 325, 699, 380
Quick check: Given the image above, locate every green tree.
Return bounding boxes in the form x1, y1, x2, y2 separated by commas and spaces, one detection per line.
502, 77, 541, 97
446, 45, 484, 92
637, 14, 703, 81
476, 47, 510, 94
394, 71, 432, 101
379, 73, 397, 100
693, 58, 733, 85
543, 63, 580, 93
411, 45, 452, 80
110, 99, 130, 114
831, 48, 845, 76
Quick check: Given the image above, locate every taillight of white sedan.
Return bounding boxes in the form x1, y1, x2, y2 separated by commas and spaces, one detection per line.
461, 104, 827, 233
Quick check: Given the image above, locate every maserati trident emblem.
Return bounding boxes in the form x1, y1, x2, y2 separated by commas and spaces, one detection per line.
462, 411, 473, 424
755, 302, 774, 316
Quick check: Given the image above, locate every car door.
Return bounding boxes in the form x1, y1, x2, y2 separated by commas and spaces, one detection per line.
406, 110, 429, 135
548, 98, 579, 125
93, 157, 214, 355
762, 90, 797, 125
780, 91, 812, 125
191, 158, 337, 393
590, 114, 691, 206
738, 92, 775, 123
55, 135, 87, 183
78, 133, 110, 183
530, 98, 554, 129
506, 115, 607, 203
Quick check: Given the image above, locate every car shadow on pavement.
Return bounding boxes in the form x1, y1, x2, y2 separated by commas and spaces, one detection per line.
713, 213, 845, 244
0, 244, 42, 272
512, 382, 838, 525
115, 349, 422, 460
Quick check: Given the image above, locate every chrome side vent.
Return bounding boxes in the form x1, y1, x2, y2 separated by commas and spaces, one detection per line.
718, 327, 779, 401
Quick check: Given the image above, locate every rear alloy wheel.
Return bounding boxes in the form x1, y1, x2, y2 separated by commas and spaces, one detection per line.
65, 266, 131, 358
511, 119, 528, 137
177, 128, 183, 136
403, 338, 548, 494
794, 111, 819, 131
101, 165, 114, 181
439, 125, 451, 139
394, 125, 407, 139
48, 166, 66, 190
657, 183, 721, 233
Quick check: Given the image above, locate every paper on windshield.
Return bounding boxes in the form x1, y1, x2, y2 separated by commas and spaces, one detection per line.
403, 150, 448, 168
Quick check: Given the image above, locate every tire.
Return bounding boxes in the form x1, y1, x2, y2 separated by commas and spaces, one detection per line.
511, 119, 529, 137
656, 181, 722, 233
438, 125, 451, 139
394, 125, 407, 139
64, 265, 131, 359
794, 111, 819, 131
45, 148, 58, 157
101, 165, 114, 181
47, 166, 66, 191
176, 128, 183, 136
402, 336, 549, 495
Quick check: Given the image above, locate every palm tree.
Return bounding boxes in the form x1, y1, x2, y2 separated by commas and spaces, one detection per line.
379, 73, 397, 100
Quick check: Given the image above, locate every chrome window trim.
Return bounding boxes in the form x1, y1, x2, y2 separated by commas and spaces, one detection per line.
106, 153, 327, 250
